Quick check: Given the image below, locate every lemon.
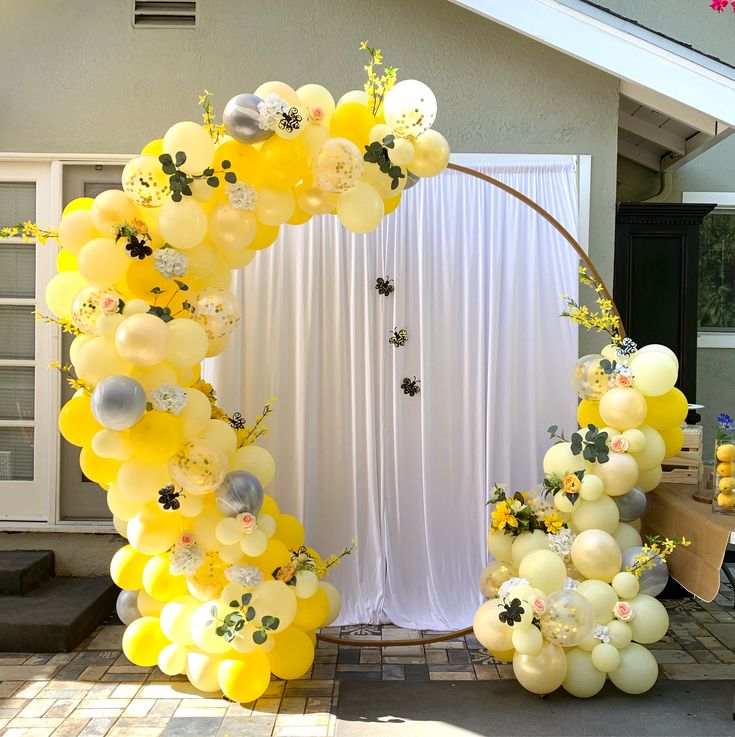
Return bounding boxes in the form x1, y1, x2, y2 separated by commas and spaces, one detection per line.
718, 476, 735, 493
716, 492, 735, 510
717, 462, 733, 477
716, 443, 735, 463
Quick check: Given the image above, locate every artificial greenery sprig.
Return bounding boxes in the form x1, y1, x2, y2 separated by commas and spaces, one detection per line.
560, 264, 622, 342
0, 221, 58, 244
49, 361, 91, 394
360, 41, 398, 116
147, 281, 194, 322
626, 534, 691, 578
159, 151, 236, 202
198, 89, 227, 143
35, 309, 80, 336
207, 593, 280, 646
548, 424, 609, 464
233, 397, 276, 448
364, 135, 405, 190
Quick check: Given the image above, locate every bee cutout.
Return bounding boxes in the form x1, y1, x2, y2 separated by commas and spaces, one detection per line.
498, 598, 525, 627
616, 337, 638, 358
158, 484, 182, 511
375, 276, 395, 296
389, 328, 408, 348
125, 235, 153, 260
228, 412, 247, 430
279, 107, 302, 133
401, 376, 421, 397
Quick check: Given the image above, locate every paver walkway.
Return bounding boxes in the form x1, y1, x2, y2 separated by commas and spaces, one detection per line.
0, 578, 732, 737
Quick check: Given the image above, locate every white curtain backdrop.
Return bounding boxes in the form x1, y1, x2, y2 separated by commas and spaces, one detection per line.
206, 159, 579, 629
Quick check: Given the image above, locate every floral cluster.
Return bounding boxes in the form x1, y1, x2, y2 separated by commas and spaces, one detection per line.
625, 534, 691, 579
224, 563, 263, 589
198, 89, 227, 143
226, 181, 258, 211
489, 484, 566, 536
257, 94, 289, 131
710, 0, 734, 12
150, 383, 187, 415
560, 265, 622, 342
360, 41, 398, 116
169, 532, 205, 576
0, 221, 57, 244
716, 413, 735, 443
153, 247, 189, 280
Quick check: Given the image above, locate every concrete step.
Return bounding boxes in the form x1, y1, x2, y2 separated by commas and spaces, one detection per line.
0, 550, 54, 595
0, 577, 118, 652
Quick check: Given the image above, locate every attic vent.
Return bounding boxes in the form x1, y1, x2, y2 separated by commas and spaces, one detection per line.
134, 1, 196, 28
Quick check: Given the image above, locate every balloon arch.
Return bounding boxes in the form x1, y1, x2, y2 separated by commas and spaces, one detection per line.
9, 56, 688, 702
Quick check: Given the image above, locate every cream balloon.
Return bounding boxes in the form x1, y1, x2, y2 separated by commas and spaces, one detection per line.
180, 388, 212, 438
408, 130, 450, 177
228, 445, 276, 487
58, 209, 99, 255
592, 453, 639, 497
579, 473, 604, 501
168, 319, 208, 368
202, 419, 238, 456
487, 530, 514, 563
207, 202, 257, 250
250, 580, 297, 632
115, 313, 171, 367
570, 495, 619, 534
628, 594, 669, 644
612, 571, 640, 599
472, 598, 514, 653
630, 351, 678, 397
512, 643, 567, 695
563, 648, 606, 698
186, 650, 223, 692
158, 199, 208, 249
591, 642, 621, 673
630, 425, 666, 472
158, 643, 187, 675
608, 642, 658, 694
606, 620, 633, 650
622, 428, 646, 453
255, 187, 295, 226
512, 625, 543, 656
163, 121, 215, 175
518, 549, 567, 594
542, 442, 586, 476
45, 271, 89, 320
296, 83, 336, 124
638, 465, 663, 492
511, 530, 550, 568
92, 429, 133, 461
254, 80, 300, 106
599, 388, 647, 430
160, 596, 198, 645
320, 581, 342, 626
77, 237, 129, 287
570, 529, 622, 583
337, 182, 384, 234
91, 190, 137, 236
190, 601, 232, 654
612, 522, 642, 552
74, 337, 129, 385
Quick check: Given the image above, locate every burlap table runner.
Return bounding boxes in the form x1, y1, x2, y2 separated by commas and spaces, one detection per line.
642, 482, 734, 602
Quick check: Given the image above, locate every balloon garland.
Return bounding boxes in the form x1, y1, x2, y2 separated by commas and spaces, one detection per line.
475, 271, 692, 697
0, 45, 450, 701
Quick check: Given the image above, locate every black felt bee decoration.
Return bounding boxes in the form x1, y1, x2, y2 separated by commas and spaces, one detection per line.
228, 412, 247, 430
375, 277, 394, 296
401, 377, 421, 397
498, 598, 525, 627
125, 235, 153, 260
389, 328, 408, 348
158, 484, 181, 511
616, 337, 638, 358
279, 107, 303, 133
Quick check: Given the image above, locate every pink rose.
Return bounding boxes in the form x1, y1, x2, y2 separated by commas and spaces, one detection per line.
531, 596, 546, 617
237, 512, 258, 533
309, 105, 325, 123
613, 601, 634, 622
616, 374, 631, 388
179, 532, 194, 547
100, 295, 118, 313
610, 435, 629, 453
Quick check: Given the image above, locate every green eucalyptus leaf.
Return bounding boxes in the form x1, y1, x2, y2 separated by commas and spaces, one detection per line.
253, 630, 267, 645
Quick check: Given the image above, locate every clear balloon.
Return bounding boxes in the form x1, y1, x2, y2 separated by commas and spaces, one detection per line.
621, 546, 669, 597
116, 589, 141, 625
192, 287, 241, 339
168, 438, 227, 494
570, 354, 608, 400
539, 590, 595, 647
383, 80, 437, 138
479, 560, 515, 599
122, 155, 171, 207
313, 137, 364, 193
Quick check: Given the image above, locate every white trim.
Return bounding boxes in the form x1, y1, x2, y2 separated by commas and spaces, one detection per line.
0, 153, 134, 163
618, 111, 686, 155
450, 153, 577, 164
683, 191, 735, 208
698, 332, 735, 349
449, 0, 735, 127
0, 521, 117, 534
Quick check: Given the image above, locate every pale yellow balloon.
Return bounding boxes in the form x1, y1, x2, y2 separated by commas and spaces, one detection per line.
215, 517, 242, 546
300, 124, 331, 163
113, 515, 128, 538
609, 642, 658, 694
606, 620, 633, 649
123, 298, 150, 316
178, 494, 204, 518
390, 138, 415, 167
570, 495, 619, 534
218, 540, 245, 564
638, 465, 662, 492
599, 387, 647, 430
628, 594, 669, 644
338, 89, 369, 106
97, 313, 124, 340
518, 549, 567, 594
45, 271, 88, 320
192, 505, 225, 550
186, 650, 223, 692
631, 425, 666, 472
69, 334, 92, 365
473, 598, 514, 653
337, 181, 384, 234
592, 453, 640, 497
511, 530, 550, 568
115, 313, 171, 367
612, 522, 642, 551
512, 625, 543, 656
77, 237, 129, 287
296, 83, 336, 124
579, 473, 604, 501
512, 643, 567, 695
207, 202, 257, 251
369, 123, 393, 143
320, 581, 342, 626
563, 648, 606, 698
256, 187, 295, 226
408, 130, 450, 177
554, 491, 575, 514
58, 209, 99, 255
612, 571, 640, 599
622, 428, 646, 453
158, 642, 188, 675
92, 429, 133, 461
630, 351, 678, 397
131, 361, 174, 392
160, 595, 198, 645
240, 529, 268, 557
361, 161, 407, 199
218, 245, 256, 269
591, 642, 621, 674
190, 601, 233, 654
487, 530, 514, 562
91, 190, 137, 237
137, 589, 164, 616
228, 445, 276, 487
255, 80, 300, 106
74, 337, 129, 385
542, 442, 586, 476
181, 388, 212, 438
570, 529, 622, 583
127, 503, 183, 556
251, 580, 298, 633
158, 199, 208, 249
163, 121, 215, 175
107, 483, 144, 521
168, 318, 209, 368
186, 240, 218, 279
202, 419, 237, 456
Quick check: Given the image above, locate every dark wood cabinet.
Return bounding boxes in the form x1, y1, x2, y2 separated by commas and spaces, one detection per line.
614, 203, 716, 408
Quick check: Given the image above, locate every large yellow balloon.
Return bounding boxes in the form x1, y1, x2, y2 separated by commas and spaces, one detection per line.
218, 651, 272, 703
160, 595, 198, 645
570, 529, 622, 582
143, 555, 188, 601
578, 399, 604, 428
329, 102, 375, 148
79, 445, 121, 486
291, 588, 329, 631
168, 318, 209, 368
644, 388, 688, 430
272, 514, 305, 552
74, 337, 129, 385
127, 503, 183, 556
631, 425, 666, 472
91, 190, 137, 237
229, 445, 276, 486
45, 271, 88, 320
542, 441, 586, 476
59, 395, 102, 447
130, 411, 184, 463
576, 580, 618, 625
247, 222, 280, 251
213, 140, 261, 185
268, 626, 315, 680
110, 544, 150, 590
512, 643, 567, 695
408, 130, 450, 177
158, 199, 208, 249
562, 648, 606, 698
162, 121, 215, 176
660, 425, 684, 458
260, 137, 308, 189
122, 616, 170, 667
115, 313, 172, 367
337, 182, 384, 234
256, 187, 295, 227
628, 594, 669, 644
518, 549, 566, 594
58, 209, 99, 255
608, 642, 658, 694
62, 196, 94, 217
590, 454, 639, 498
599, 388, 647, 430
207, 203, 257, 251
473, 598, 514, 653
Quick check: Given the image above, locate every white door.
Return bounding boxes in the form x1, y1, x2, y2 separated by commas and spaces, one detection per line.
0, 163, 54, 521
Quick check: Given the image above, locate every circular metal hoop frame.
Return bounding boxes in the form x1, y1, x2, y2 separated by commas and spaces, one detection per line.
315, 163, 623, 649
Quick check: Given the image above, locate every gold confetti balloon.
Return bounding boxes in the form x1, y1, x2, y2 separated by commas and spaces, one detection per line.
192, 287, 241, 340
122, 155, 171, 207
70, 285, 124, 334
570, 353, 608, 401
383, 79, 437, 139
313, 137, 364, 193
539, 589, 595, 647
168, 438, 227, 495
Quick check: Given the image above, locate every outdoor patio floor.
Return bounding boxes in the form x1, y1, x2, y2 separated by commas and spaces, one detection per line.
0, 577, 732, 737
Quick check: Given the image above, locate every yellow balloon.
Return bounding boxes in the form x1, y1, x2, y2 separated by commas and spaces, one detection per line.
128, 503, 183, 556
260, 137, 308, 189
261, 494, 280, 518
207, 202, 257, 251
157, 199, 208, 250
74, 337, 129, 385
168, 318, 209, 368
91, 189, 137, 237
117, 459, 170, 503
110, 544, 150, 590
256, 187, 295, 226
229, 445, 275, 486
362, 161, 406, 199
267, 626, 315, 680
292, 587, 329, 631
163, 121, 215, 176
160, 595, 198, 645
608, 642, 658, 694
58, 209, 99, 255
130, 411, 184, 463
329, 102, 375, 148
45, 271, 88, 320
518, 549, 566, 594
408, 130, 450, 177
181, 388, 212, 438
576, 580, 618, 624
272, 514, 305, 551
77, 237, 129, 287
337, 181, 384, 233
143, 555, 188, 601
512, 643, 567, 695
563, 648, 606, 698
287, 202, 313, 225
79, 445, 121, 486
218, 651, 272, 703
473, 598, 514, 653
487, 530, 514, 563
214, 140, 261, 185
630, 351, 678, 397
255, 80, 300, 106
577, 399, 604, 428
115, 313, 172, 367
600, 387, 647, 430
384, 193, 402, 215
630, 425, 666, 472
122, 616, 170, 667
661, 425, 684, 458
56, 248, 79, 272
628, 594, 669, 644
297, 84, 336, 124
247, 222, 280, 251
542, 441, 586, 476
590, 453, 639, 498
137, 588, 165, 617
59, 395, 102, 447
129, 362, 178, 394
638, 465, 662, 492
644, 388, 688, 430
511, 530, 550, 568
62, 196, 94, 216
570, 529, 622, 583
141, 138, 164, 156
158, 642, 187, 675
319, 581, 342, 626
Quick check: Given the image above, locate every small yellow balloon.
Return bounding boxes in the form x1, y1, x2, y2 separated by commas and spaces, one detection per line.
329, 102, 375, 148
130, 411, 184, 463
141, 138, 164, 156
122, 616, 170, 667
59, 395, 102, 447
267, 626, 315, 680
577, 399, 604, 428
292, 587, 330, 631
62, 196, 94, 216
110, 544, 151, 590
142, 554, 188, 601
248, 222, 280, 251
79, 445, 121, 486
218, 651, 272, 703
644, 388, 688, 430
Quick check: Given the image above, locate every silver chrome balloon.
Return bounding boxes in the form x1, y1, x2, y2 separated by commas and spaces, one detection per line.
613, 486, 647, 522
621, 545, 669, 597
90, 375, 147, 431
223, 93, 273, 144
216, 470, 264, 517
116, 589, 141, 625
404, 170, 421, 190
